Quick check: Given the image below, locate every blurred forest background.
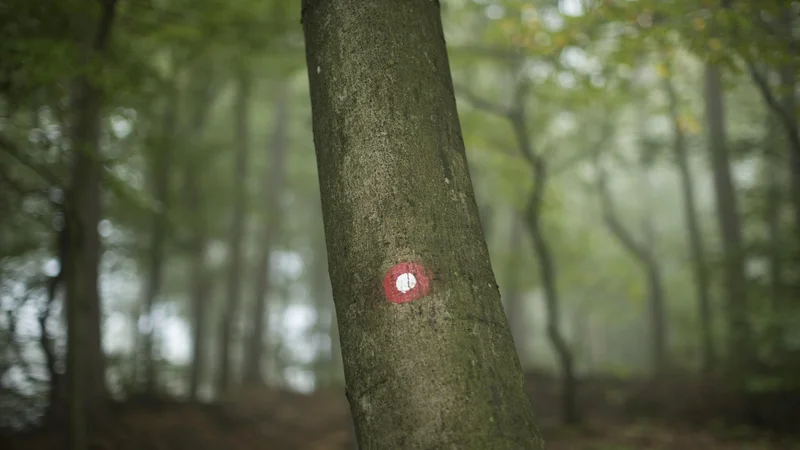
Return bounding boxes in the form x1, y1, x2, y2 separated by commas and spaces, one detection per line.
1, 0, 799, 449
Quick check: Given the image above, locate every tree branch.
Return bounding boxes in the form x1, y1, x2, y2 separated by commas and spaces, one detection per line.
449, 45, 525, 62
454, 83, 513, 118
0, 169, 43, 197
592, 137, 651, 264
746, 61, 800, 152
0, 135, 62, 187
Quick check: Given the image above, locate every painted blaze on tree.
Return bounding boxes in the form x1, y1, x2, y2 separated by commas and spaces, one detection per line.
302, 0, 543, 448
383, 261, 431, 304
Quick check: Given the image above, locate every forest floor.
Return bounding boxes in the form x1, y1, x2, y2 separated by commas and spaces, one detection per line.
3, 372, 799, 449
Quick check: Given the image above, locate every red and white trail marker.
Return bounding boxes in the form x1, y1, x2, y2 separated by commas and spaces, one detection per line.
382, 262, 431, 304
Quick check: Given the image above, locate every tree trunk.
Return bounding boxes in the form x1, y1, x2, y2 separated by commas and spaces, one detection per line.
502, 215, 526, 366
140, 77, 179, 396
662, 68, 715, 372
185, 133, 212, 401
751, 7, 800, 236
42, 224, 67, 423
64, 2, 117, 447
217, 68, 251, 393
302, 1, 544, 448
780, 50, 800, 237
244, 80, 288, 386
522, 184, 578, 426
762, 109, 786, 353
186, 163, 211, 401
594, 134, 668, 374
703, 63, 751, 369
509, 102, 579, 424
185, 69, 218, 401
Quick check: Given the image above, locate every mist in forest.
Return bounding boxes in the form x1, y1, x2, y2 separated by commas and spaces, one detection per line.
1, 0, 799, 449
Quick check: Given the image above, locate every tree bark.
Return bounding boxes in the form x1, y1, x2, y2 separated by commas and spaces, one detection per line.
217, 67, 251, 393
302, 1, 543, 448
244, 80, 289, 386
140, 76, 179, 396
703, 63, 751, 369
662, 68, 715, 373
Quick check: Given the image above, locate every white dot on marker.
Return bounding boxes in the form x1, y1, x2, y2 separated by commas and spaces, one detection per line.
395, 273, 417, 293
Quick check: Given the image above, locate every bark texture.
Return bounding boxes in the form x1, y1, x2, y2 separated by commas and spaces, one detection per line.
302, 1, 543, 448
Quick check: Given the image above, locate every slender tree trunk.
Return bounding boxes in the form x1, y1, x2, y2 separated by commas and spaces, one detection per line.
64, 2, 117, 448
185, 69, 218, 401
780, 58, 800, 237
217, 68, 251, 393
509, 104, 579, 424
302, 1, 544, 447
502, 216, 526, 366
140, 77, 179, 396
522, 173, 578, 426
771, 7, 798, 351
703, 63, 751, 369
763, 109, 786, 353
741, 8, 800, 238
43, 224, 67, 423
662, 68, 715, 372
771, 7, 799, 235
244, 80, 288, 386
594, 157, 667, 373
186, 164, 210, 401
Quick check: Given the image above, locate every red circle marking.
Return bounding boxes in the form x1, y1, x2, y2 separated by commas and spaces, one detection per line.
383, 262, 431, 304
